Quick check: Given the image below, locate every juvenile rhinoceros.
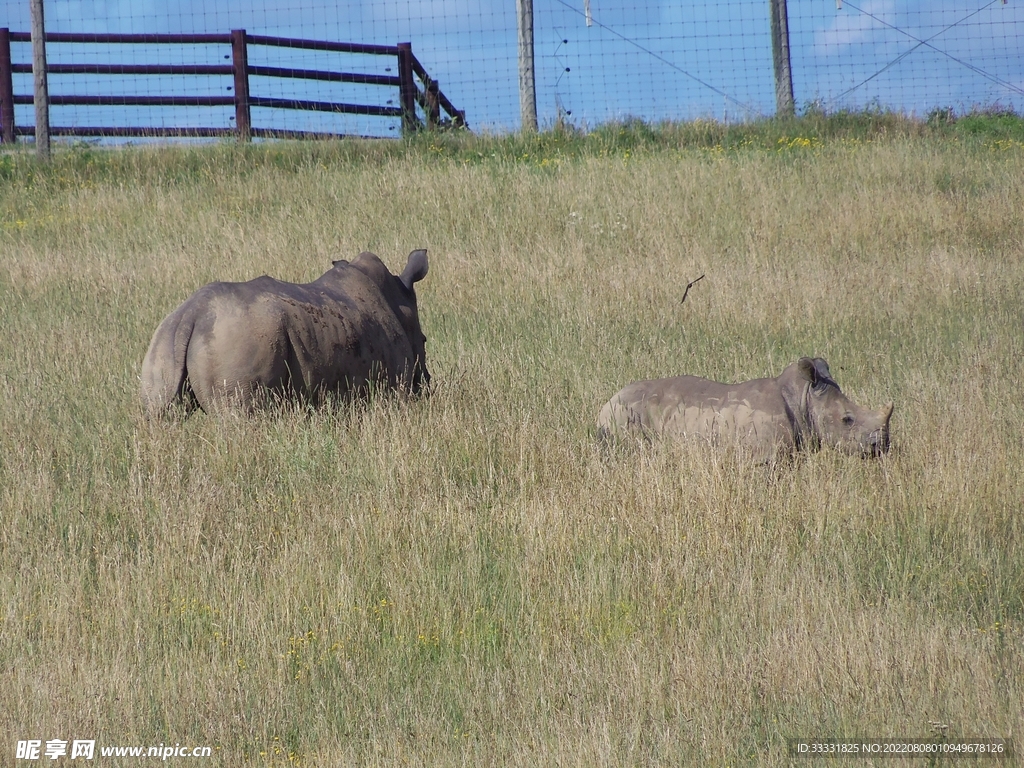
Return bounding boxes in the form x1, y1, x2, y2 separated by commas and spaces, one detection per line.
597, 357, 892, 460
140, 249, 430, 417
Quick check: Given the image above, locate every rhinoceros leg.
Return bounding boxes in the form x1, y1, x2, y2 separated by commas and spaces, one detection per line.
181, 303, 298, 416
183, 336, 261, 416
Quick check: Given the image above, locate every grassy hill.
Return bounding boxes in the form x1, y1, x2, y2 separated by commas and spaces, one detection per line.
1, 115, 1022, 765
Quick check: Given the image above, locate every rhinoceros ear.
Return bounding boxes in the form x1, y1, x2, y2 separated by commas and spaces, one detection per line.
399, 249, 429, 291
798, 357, 837, 393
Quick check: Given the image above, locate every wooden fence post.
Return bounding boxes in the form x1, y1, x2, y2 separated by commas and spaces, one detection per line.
770, 0, 795, 117
397, 42, 417, 136
231, 29, 251, 141
425, 79, 440, 130
30, 0, 50, 158
516, 0, 538, 132
0, 29, 15, 144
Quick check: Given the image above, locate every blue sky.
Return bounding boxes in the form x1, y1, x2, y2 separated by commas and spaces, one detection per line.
1, 0, 1021, 137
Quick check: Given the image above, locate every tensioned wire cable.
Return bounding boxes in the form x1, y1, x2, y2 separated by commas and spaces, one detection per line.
550, 0, 767, 118
828, 0, 1022, 107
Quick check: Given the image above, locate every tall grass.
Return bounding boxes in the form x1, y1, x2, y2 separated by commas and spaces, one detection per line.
1, 119, 1022, 766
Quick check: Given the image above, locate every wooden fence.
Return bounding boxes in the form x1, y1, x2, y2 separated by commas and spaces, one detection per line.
0, 28, 466, 142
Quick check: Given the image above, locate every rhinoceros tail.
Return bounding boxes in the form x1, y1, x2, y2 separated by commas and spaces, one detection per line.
140, 301, 199, 419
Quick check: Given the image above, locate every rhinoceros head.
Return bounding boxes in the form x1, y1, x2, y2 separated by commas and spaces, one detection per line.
784, 357, 893, 456
345, 248, 430, 393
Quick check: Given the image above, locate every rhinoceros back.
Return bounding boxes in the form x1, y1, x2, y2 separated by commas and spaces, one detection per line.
140, 254, 424, 417
597, 375, 796, 458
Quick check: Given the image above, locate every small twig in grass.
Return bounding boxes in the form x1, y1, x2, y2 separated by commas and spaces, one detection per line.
680, 274, 705, 304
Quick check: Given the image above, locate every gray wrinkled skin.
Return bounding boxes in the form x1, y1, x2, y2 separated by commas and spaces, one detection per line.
141, 249, 429, 417
597, 357, 893, 460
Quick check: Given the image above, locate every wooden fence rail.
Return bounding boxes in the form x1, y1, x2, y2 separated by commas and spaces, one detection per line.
0, 28, 466, 143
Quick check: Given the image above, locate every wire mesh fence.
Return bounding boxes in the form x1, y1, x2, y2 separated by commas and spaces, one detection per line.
0, 0, 1021, 140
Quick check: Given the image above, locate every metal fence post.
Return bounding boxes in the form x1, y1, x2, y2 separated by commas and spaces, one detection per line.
231, 28, 251, 141
0, 28, 15, 143
397, 42, 417, 136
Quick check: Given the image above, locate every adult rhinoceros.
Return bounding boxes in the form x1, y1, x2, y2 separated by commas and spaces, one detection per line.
597, 357, 892, 460
141, 249, 430, 417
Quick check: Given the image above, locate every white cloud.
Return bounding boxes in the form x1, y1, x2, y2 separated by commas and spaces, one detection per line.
814, 0, 897, 51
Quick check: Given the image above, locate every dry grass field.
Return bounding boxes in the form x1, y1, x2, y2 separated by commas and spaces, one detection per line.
1, 119, 1022, 766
